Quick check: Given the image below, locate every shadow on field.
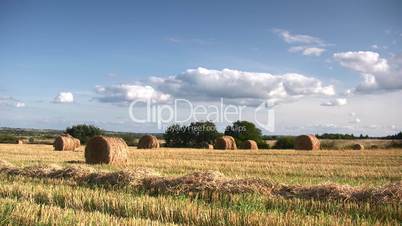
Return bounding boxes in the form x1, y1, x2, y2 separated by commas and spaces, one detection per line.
65, 160, 86, 164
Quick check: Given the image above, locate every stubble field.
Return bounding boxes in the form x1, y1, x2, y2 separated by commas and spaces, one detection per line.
0, 144, 401, 225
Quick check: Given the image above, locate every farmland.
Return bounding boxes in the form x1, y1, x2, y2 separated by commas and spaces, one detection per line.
0, 144, 401, 225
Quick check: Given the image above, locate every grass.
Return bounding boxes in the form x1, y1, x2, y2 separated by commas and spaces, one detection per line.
0, 144, 401, 225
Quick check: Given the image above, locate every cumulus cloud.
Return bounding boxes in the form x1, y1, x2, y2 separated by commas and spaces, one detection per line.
94, 84, 170, 103
321, 98, 347, 106
289, 46, 325, 56
53, 92, 74, 103
94, 68, 335, 107
333, 51, 402, 93
333, 51, 389, 74
151, 67, 335, 106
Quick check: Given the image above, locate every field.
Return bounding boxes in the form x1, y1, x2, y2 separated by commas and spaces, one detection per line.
0, 144, 401, 225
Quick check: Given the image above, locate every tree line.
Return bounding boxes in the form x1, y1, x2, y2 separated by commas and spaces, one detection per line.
164, 120, 269, 149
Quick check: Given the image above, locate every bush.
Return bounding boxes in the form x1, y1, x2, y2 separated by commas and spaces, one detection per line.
224, 121, 264, 146
65, 124, 103, 144
320, 140, 337, 150
273, 136, 295, 149
386, 140, 402, 148
0, 134, 17, 144
257, 142, 270, 149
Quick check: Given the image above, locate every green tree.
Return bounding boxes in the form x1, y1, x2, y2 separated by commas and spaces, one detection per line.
164, 121, 219, 148
164, 124, 188, 147
188, 121, 219, 146
65, 124, 103, 144
224, 120, 267, 148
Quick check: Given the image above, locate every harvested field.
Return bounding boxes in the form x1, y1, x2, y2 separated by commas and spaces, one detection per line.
0, 144, 401, 225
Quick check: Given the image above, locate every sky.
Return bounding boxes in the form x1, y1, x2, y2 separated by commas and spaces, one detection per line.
0, 0, 401, 136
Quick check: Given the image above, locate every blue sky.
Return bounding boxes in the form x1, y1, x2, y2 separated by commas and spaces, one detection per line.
1, 0, 401, 135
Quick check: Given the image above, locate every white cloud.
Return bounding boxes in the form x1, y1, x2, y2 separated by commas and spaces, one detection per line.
333, 51, 389, 74
274, 29, 327, 57
273, 29, 323, 45
94, 67, 335, 107
54, 92, 74, 103
371, 44, 379, 49
94, 84, 170, 103
289, 46, 325, 56
343, 89, 353, 96
15, 102, 25, 108
166, 37, 182, 43
333, 51, 402, 93
0, 96, 25, 108
151, 67, 335, 106
303, 47, 325, 56
320, 98, 347, 106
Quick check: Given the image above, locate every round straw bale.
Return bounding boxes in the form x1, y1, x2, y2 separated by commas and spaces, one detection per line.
53, 135, 76, 151
352, 143, 364, 150
73, 138, 81, 148
241, 140, 258, 150
214, 136, 237, 150
16, 140, 23, 144
137, 135, 159, 149
85, 136, 128, 164
294, 135, 320, 150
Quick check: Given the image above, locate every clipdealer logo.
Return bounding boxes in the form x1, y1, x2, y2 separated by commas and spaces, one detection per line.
128, 98, 275, 132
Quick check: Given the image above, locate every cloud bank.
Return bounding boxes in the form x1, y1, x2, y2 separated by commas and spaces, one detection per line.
94, 67, 335, 107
